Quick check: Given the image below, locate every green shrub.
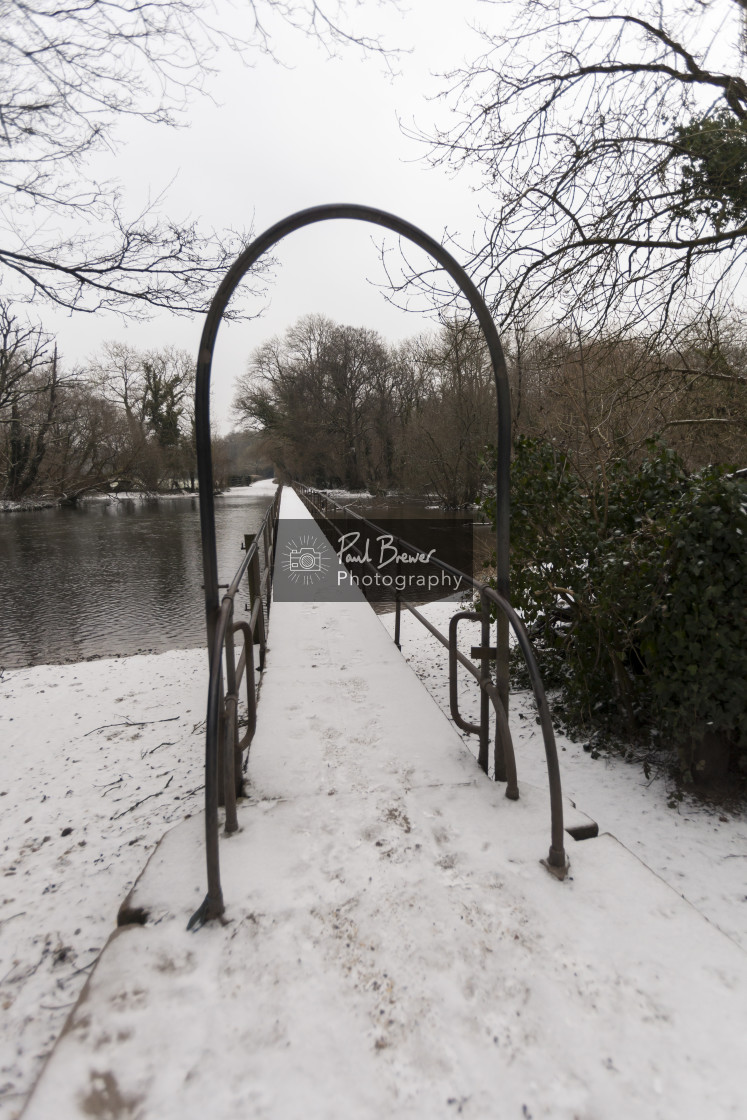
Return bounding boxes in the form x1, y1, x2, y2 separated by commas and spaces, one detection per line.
640, 467, 747, 779
480, 438, 747, 781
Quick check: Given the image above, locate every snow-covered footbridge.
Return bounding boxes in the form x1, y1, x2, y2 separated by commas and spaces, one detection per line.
22, 487, 747, 1119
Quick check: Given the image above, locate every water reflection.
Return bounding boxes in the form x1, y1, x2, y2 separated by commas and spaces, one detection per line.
0, 491, 274, 668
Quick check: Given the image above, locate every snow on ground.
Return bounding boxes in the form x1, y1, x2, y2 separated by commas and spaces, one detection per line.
82, 491, 201, 503
318, 487, 375, 500
0, 651, 207, 1118
18, 493, 747, 1119
222, 479, 278, 497
80, 479, 280, 502
1, 489, 745, 1115
0, 500, 56, 514
380, 601, 747, 952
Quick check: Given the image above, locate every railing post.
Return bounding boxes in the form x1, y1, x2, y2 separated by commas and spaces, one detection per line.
244, 531, 268, 659
223, 601, 239, 834
448, 612, 483, 737
394, 556, 402, 650
262, 520, 270, 575
243, 626, 257, 743
244, 537, 267, 636
496, 612, 510, 719
478, 589, 491, 774
482, 586, 514, 785
270, 494, 281, 615
216, 677, 226, 808
244, 532, 257, 584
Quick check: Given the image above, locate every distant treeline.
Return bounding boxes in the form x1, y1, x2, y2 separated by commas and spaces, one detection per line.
234, 311, 746, 504
3, 303, 744, 507
0, 303, 270, 505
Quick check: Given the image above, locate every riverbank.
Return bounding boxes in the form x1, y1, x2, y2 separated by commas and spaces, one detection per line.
0, 479, 278, 515
0, 492, 200, 514
0, 499, 57, 513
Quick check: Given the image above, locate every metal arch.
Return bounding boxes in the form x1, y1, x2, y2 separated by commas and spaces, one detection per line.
194, 204, 514, 919
196, 203, 511, 647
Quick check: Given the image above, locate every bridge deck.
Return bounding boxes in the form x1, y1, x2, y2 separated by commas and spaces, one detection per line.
22, 489, 747, 1119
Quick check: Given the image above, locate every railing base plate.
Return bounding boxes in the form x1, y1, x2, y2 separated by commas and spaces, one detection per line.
187, 893, 226, 932
541, 855, 570, 881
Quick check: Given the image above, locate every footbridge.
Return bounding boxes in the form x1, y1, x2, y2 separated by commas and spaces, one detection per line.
21, 486, 747, 1120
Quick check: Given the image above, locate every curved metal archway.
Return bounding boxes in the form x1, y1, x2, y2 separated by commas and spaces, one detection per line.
194, 204, 514, 921
196, 204, 511, 646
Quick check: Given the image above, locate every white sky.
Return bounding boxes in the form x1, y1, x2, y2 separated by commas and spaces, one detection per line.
43, 0, 497, 431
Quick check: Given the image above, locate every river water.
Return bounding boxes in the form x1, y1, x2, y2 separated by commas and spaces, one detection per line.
0, 489, 275, 668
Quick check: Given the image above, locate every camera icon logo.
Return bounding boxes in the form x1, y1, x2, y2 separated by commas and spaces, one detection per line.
282, 530, 331, 587
288, 546, 323, 573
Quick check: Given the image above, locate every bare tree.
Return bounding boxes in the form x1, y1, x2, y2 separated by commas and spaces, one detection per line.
234, 314, 411, 489
0, 301, 64, 498
402, 320, 497, 506
418, 0, 747, 335
0, 0, 398, 316
41, 384, 143, 502
499, 311, 747, 478
658, 309, 747, 465
2, 348, 60, 500
87, 343, 149, 424
235, 315, 508, 501
0, 332, 208, 500
0, 303, 52, 413
85, 341, 197, 485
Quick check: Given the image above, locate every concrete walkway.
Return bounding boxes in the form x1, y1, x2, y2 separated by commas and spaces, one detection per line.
22, 490, 747, 1119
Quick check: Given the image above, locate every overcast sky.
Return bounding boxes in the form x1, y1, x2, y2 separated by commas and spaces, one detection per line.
43, 0, 497, 431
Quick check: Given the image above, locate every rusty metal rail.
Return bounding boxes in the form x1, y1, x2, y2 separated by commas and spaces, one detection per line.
295, 484, 568, 880
188, 486, 282, 931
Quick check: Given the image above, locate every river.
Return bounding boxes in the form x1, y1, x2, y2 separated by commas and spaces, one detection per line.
1, 487, 486, 669
0, 488, 276, 668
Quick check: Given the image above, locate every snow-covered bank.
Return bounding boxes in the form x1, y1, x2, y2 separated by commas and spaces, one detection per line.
0, 650, 208, 1118
380, 602, 747, 952
0, 500, 56, 514
226, 478, 278, 497
0, 477, 279, 514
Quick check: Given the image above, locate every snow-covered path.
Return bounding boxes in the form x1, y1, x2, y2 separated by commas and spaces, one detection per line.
17, 488, 747, 1120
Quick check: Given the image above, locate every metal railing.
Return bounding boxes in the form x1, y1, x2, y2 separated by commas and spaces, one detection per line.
188, 486, 282, 930
295, 484, 568, 880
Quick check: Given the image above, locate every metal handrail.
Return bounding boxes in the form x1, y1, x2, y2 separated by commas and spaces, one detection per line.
188, 486, 282, 930
295, 484, 568, 878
